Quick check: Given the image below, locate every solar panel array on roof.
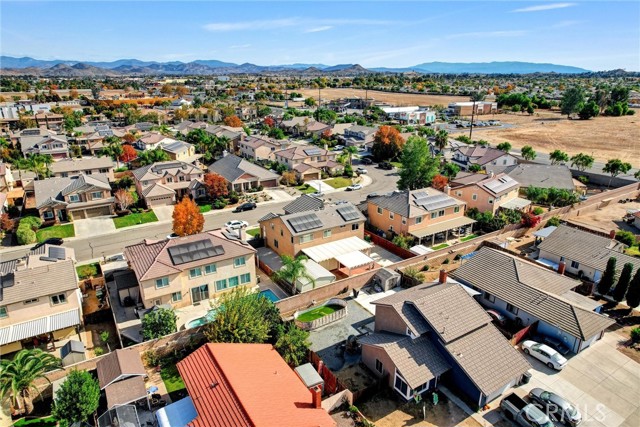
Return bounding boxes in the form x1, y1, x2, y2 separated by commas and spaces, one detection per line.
49, 246, 66, 260
337, 205, 360, 221
483, 176, 516, 194
168, 240, 225, 265
98, 130, 113, 137
412, 191, 429, 200
304, 148, 322, 156
288, 213, 323, 233
413, 193, 457, 211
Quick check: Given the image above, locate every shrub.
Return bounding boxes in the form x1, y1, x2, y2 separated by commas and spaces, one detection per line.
213, 199, 228, 209
16, 225, 37, 245
546, 216, 561, 227
532, 207, 544, 215
615, 230, 636, 247
631, 327, 640, 343
228, 192, 240, 204
94, 347, 104, 356
20, 216, 43, 230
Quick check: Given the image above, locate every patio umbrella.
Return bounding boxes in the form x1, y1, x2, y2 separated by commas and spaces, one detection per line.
147, 386, 159, 394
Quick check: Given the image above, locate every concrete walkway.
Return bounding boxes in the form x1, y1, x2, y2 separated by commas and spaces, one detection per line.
153, 205, 174, 222
73, 217, 116, 238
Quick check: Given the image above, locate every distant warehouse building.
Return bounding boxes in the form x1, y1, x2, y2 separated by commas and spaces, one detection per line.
447, 102, 497, 116
382, 106, 436, 125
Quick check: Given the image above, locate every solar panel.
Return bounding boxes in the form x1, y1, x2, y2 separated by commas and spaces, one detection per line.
288, 213, 323, 233
337, 205, 360, 221
304, 148, 322, 156
412, 191, 429, 200
49, 246, 66, 260
168, 240, 225, 265
420, 199, 457, 211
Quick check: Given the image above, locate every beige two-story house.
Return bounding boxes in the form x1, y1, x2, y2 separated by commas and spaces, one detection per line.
34, 173, 115, 221
49, 157, 115, 181
124, 230, 257, 309
160, 140, 199, 163
0, 245, 82, 355
274, 145, 341, 181
132, 161, 206, 208
449, 172, 529, 214
239, 136, 286, 162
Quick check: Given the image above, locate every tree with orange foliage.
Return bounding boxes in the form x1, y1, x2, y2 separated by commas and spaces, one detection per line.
321, 129, 332, 140
69, 89, 79, 100
172, 197, 205, 237
372, 125, 405, 162
224, 115, 243, 127
123, 133, 136, 143
175, 85, 189, 97
263, 117, 275, 128
119, 145, 138, 163
281, 171, 297, 186
204, 173, 229, 200
174, 105, 190, 121
431, 174, 448, 191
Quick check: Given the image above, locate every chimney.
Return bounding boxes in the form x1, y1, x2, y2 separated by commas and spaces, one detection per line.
443, 184, 451, 195
489, 171, 495, 178
609, 230, 616, 239
558, 261, 566, 275
324, 143, 328, 151
439, 269, 448, 284
311, 385, 322, 409
238, 227, 246, 242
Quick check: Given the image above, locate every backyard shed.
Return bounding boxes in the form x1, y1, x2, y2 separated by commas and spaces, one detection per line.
114, 270, 139, 306
60, 340, 86, 366
372, 268, 401, 291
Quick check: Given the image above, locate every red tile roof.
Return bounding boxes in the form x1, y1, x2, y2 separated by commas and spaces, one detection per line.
177, 343, 335, 427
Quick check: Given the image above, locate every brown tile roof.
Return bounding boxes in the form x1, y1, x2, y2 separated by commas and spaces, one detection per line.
96, 348, 146, 389
104, 376, 147, 409
0, 258, 77, 304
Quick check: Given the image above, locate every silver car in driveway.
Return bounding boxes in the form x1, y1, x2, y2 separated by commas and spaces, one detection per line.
522, 340, 568, 370
529, 388, 582, 426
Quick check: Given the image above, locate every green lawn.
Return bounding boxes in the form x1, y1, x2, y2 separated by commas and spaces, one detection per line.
460, 234, 479, 242
113, 211, 159, 229
324, 177, 353, 189
431, 243, 450, 250
296, 305, 340, 322
296, 184, 317, 194
77, 262, 100, 279
14, 417, 57, 427
161, 364, 186, 393
625, 246, 640, 257
36, 224, 75, 242
390, 161, 402, 169
199, 204, 212, 213
246, 228, 260, 237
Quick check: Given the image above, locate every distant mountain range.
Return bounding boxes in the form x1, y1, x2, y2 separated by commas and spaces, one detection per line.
0, 56, 592, 76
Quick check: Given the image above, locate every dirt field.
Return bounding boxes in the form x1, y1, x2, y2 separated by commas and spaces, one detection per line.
298, 88, 468, 107
465, 110, 640, 165
566, 201, 640, 234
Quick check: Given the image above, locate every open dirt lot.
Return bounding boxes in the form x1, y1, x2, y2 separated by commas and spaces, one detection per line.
566, 201, 640, 234
466, 110, 640, 165
297, 88, 468, 107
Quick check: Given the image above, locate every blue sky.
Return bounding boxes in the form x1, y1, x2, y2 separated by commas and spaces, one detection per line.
1, 1, 638, 70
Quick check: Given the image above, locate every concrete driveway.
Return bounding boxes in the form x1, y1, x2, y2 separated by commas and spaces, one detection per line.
74, 217, 116, 238
519, 331, 639, 427
153, 205, 174, 222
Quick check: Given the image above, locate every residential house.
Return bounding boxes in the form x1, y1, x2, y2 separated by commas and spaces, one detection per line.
170, 98, 192, 108
34, 174, 115, 221
19, 128, 69, 159
49, 157, 115, 181
280, 117, 318, 137
274, 145, 341, 181
34, 112, 64, 131
97, 349, 148, 409
0, 162, 15, 192
259, 202, 371, 273
381, 107, 436, 125
132, 161, 206, 208
203, 124, 244, 152
447, 101, 497, 116
340, 124, 377, 147
175, 343, 335, 427
0, 105, 20, 131
283, 194, 324, 214
449, 172, 529, 214
360, 276, 529, 406
238, 135, 286, 162
367, 188, 474, 245
486, 164, 585, 194
160, 140, 199, 163
536, 224, 640, 282
208, 154, 279, 192
451, 145, 518, 171
0, 245, 82, 355
135, 132, 178, 151
453, 247, 616, 353
123, 230, 257, 308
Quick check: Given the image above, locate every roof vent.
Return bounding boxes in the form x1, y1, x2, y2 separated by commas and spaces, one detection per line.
209, 381, 218, 389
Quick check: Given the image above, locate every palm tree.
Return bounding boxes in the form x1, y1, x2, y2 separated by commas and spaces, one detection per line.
342, 146, 359, 166
103, 136, 123, 168
0, 349, 60, 415
218, 135, 232, 155
23, 154, 52, 180
434, 129, 449, 154
469, 91, 486, 141
272, 255, 316, 293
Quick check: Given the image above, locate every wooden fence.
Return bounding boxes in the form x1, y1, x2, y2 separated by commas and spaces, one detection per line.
365, 230, 416, 260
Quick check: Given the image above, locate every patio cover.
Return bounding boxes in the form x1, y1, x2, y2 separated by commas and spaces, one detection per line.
156, 396, 198, 427
500, 197, 532, 210
301, 236, 372, 263
533, 226, 557, 239
0, 308, 80, 346
104, 376, 148, 409
409, 216, 476, 239
335, 250, 375, 269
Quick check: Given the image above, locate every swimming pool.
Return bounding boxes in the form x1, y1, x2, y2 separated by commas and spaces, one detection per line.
259, 289, 280, 302
185, 309, 218, 329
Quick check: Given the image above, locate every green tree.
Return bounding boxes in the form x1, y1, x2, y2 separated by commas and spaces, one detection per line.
570, 153, 594, 172
274, 323, 311, 366
434, 129, 449, 154
598, 257, 617, 295
625, 269, 640, 309
304, 97, 316, 107
560, 86, 585, 118
496, 142, 512, 153
313, 108, 337, 124
549, 149, 569, 165
441, 162, 460, 180
612, 263, 634, 303
635, 170, 640, 181
578, 100, 600, 120
468, 164, 482, 172
520, 145, 536, 161
398, 136, 439, 190
615, 230, 636, 247
342, 146, 359, 166
0, 349, 60, 414
468, 91, 486, 141
272, 255, 316, 291
546, 216, 561, 227
51, 370, 100, 427
141, 307, 177, 340
603, 158, 632, 186
102, 136, 123, 169
137, 148, 170, 166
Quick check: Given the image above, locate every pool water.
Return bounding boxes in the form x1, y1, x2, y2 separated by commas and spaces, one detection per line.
186, 308, 218, 329
260, 289, 280, 302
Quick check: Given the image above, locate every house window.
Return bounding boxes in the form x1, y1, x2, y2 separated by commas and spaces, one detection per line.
571, 261, 580, 269
280, 228, 284, 237
69, 194, 80, 202
416, 216, 422, 224
91, 191, 103, 199
323, 230, 332, 238
215, 279, 227, 291
483, 292, 495, 303
191, 284, 209, 303
100, 168, 108, 173
0, 307, 6, 318
229, 276, 239, 288
352, 224, 359, 231
389, 212, 394, 219
456, 191, 462, 197
506, 303, 519, 315
274, 239, 279, 248
43, 211, 54, 220
377, 207, 383, 215
299, 234, 313, 244
454, 206, 460, 213
24, 298, 39, 305
394, 371, 409, 398
402, 218, 406, 225
171, 292, 182, 302
234, 257, 246, 267
240, 273, 251, 284
430, 212, 437, 219
375, 359, 383, 374
61, 172, 69, 178
488, 199, 494, 204
143, 181, 149, 186
438, 210, 445, 217
166, 177, 173, 183
179, 176, 185, 182
156, 277, 169, 288
189, 267, 202, 278
205, 264, 217, 275
50, 293, 67, 305
472, 194, 478, 201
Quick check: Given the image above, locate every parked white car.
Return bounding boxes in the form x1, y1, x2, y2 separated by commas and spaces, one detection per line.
356, 167, 368, 174
346, 184, 362, 191
225, 220, 249, 230
522, 340, 568, 370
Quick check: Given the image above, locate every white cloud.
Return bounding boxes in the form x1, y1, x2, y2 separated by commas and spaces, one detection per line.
445, 30, 529, 39
512, 3, 576, 13
552, 20, 584, 28
304, 26, 333, 33
203, 19, 298, 32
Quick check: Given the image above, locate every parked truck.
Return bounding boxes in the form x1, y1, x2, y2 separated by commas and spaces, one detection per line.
500, 393, 554, 427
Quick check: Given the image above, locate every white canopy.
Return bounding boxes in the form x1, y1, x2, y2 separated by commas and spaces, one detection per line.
335, 251, 375, 269
302, 236, 372, 263
155, 397, 197, 427
500, 197, 532, 210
